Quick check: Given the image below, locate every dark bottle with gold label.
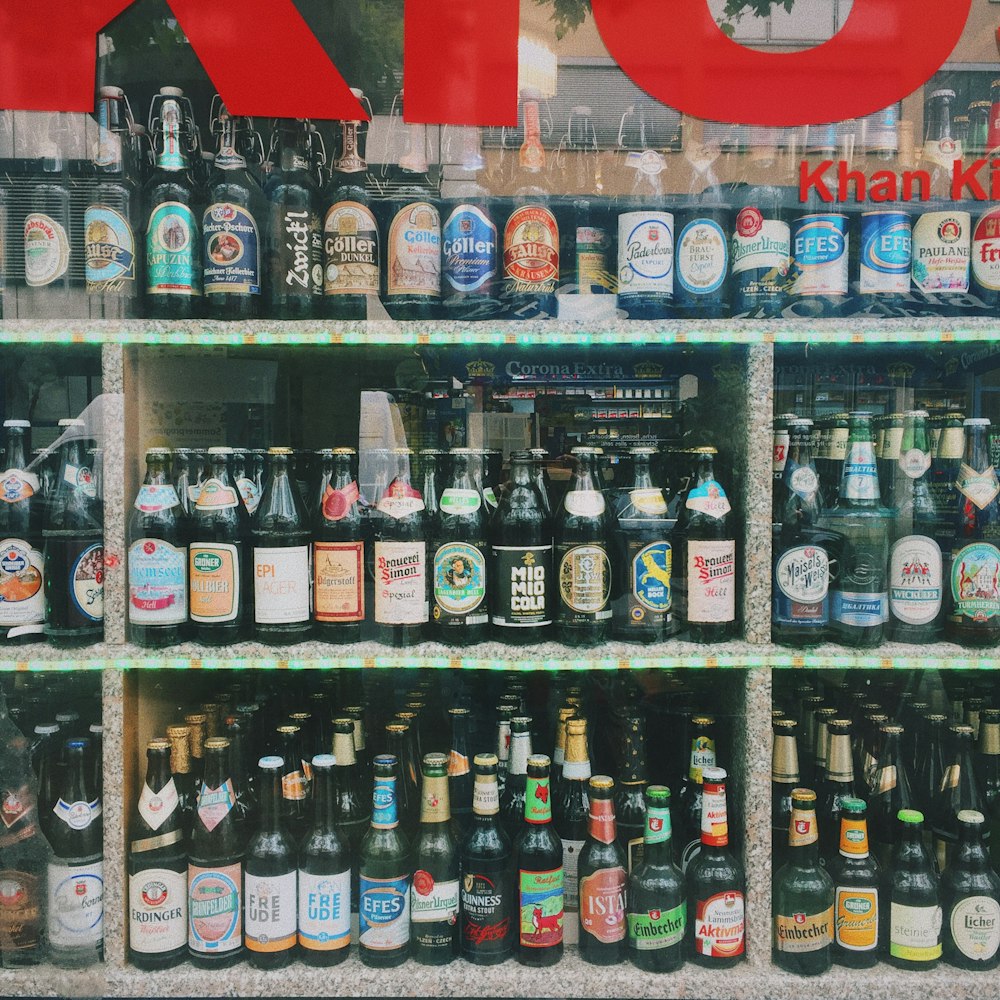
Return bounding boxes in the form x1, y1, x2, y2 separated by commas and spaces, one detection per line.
615, 712, 649, 873
771, 718, 800, 870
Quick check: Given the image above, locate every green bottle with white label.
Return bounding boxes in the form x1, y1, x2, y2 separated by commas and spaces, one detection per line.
889, 809, 942, 970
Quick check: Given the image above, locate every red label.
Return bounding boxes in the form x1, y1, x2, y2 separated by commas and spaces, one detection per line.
579, 866, 626, 944
504, 207, 559, 287
322, 481, 360, 522
694, 890, 745, 958
587, 798, 617, 845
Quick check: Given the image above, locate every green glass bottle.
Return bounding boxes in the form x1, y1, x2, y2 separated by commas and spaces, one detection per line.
828, 797, 881, 968
889, 808, 942, 969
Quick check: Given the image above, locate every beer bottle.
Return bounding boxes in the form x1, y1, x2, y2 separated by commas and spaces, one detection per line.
771, 718, 801, 870
312, 448, 364, 643
687, 767, 745, 966
677, 715, 717, 872
773, 788, 833, 976
127, 448, 187, 647
948, 419, 1000, 646
500, 715, 533, 841
385, 723, 419, 839
244, 756, 297, 968
411, 752, 460, 964
916, 713, 949, 820
977, 708, 1000, 807
329, 717, 369, 910
345, 706, 371, 788
251, 448, 311, 644
432, 449, 489, 643
516, 753, 563, 966
550, 705, 576, 800
203, 101, 265, 319
828, 797, 881, 968
495, 704, 512, 794
448, 707, 474, 840
490, 451, 552, 642
275, 725, 308, 843
930, 411, 965, 518
128, 738, 187, 969
188, 737, 243, 966
772, 413, 793, 524
889, 809, 942, 969
615, 712, 649, 874
47, 737, 103, 967
43, 421, 103, 648
0, 419, 45, 644
867, 724, 916, 870
165, 724, 195, 840
816, 718, 856, 864
419, 449, 442, 521
933, 725, 989, 872
941, 809, 1000, 969
359, 754, 411, 967
553, 718, 591, 915
144, 88, 201, 317
189, 448, 251, 645
529, 449, 553, 518
323, 94, 379, 319
460, 753, 514, 964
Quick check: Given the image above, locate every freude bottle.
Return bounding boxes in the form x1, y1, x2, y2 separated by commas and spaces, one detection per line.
460, 753, 514, 964
47, 738, 103, 968
188, 737, 243, 967
0, 419, 45, 644
411, 752, 460, 965
553, 718, 591, 912
359, 754, 411, 967
687, 767, 746, 966
128, 739, 187, 969
676, 714, 717, 872
500, 716, 533, 841
867, 724, 916, 870
189, 448, 251, 646
615, 713, 649, 873
312, 448, 365, 643
127, 448, 188, 647
828, 797, 881, 968
889, 809, 942, 969
932, 724, 990, 873
251, 448, 311, 644
771, 718, 800, 870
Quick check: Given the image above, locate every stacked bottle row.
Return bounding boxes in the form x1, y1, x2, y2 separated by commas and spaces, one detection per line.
771, 671, 1000, 975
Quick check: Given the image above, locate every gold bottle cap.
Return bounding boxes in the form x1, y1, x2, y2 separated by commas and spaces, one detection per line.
147, 738, 171, 751
204, 737, 230, 751
589, 775, 614, 791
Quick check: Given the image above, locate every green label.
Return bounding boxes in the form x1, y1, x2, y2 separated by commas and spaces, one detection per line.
645, 805, 671, 845
525, 775, 552, 823
519, 867, 563, 948
628, 901, 685, 950
146, 202, 199, 295
193, 551, 222, 573
439, 488, 481, 515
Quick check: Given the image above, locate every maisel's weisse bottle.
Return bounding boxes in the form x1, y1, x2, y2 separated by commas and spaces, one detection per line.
684, 447, 735, 643
555, 447, 612, 646
188, 448, 251, 645
187, 737, 243, 967
432, 448, 489, 643
616, 713, 649, 872
612, 447, 673, 642
627, 785, 685, 972
554, 718, 591, 912
677, 714, 716, 872
359, 754, 410, 967
500, 716, 533, 840
828, 797, 881, 968
127, 448, 187, 647
411, 752, 460, 964
203, 102, 265, 320
771, 718, 800, 870
312, 448, 364, 643
490, 451, 552, 643
43, 420, 104, 648
460, 753, 514, 964
889, 809, 942, 969
128, 738, 187, 969
688, 767, 745, 967
773, 788, 834, 976
47, 738, 103, 968
515, 753, 563, 966
144, 88, 201, 318
251, 448, 310, 644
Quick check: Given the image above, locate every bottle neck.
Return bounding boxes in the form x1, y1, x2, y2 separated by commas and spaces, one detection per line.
260, 767, 282, 831
771, 734, 800, 784
157, 102, 189, 171
372, 773, 399, 830
473, 773, 500, 819
570, 456, 599, 493
5, 428, 26, 471
333, 730, 356, 767
632, 457, 653, 489
643, 802, 674, 863
510, 458, 532, 487
508, 730, 531, 777
587, 793, 617, 844
144, 752, 172, 793
789, 806, 820, 866
312, 767, 335, 828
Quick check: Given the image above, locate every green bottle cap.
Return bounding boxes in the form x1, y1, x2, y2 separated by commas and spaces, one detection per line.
898, 809, 923, 824
841, 797, 866, 813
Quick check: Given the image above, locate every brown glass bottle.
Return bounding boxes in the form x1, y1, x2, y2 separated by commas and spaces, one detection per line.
817, 719, 856, 863
553, 718, 591, 913
677, 715, 717, 872
615, 712, 649, 872
771, 718, 800, 870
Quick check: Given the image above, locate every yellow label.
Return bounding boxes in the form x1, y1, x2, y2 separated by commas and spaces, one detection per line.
775, 906, 833, 953
838, 817, 870, 856
835, 887, 878, 951
789, 807, 817, 847
189, 544, 239, 623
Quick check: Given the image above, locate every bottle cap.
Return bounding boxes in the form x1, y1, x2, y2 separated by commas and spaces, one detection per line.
33, 723, 59, 735
312, 754, 335, 769
65, 738, 89, 752
332, 447, 357, 455
267, 446, 293, 455
527, 754, 551, 770
898, 808, 923, 824
207, 446, 233, 455
589, 775, 614, 791
958, 810, 985, 824
928, 89, 956, 100
147, 738, 171, 751
99, 85, 125, 99
791, 787, 816, 802
692, 715, 716, 726
702, 766, 727, 782
58, 418, 86, 428
964, 418, 991, 427
258, 755, 284, 770
2, 419, 29, 428
841, 797, 866, 813
204, 737, 230, 751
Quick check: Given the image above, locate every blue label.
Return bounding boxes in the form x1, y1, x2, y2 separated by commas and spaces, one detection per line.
832, 590, 888, 627
372, 776, 398, 828
676, 218, 728, 296
147, 202, 199, 295
791, 214, 848, 296
84, 205, 135, 285
359, 874, 410, 949
860, 212, 911, 295
632, 542, 672, 612
203, 202, 261, 295
443, 205, 497, 293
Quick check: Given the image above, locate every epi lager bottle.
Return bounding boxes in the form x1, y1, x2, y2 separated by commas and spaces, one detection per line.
829, 797, 881, 968
889, 809, 942, 969
553, 718, 591, 912
500, 716, 533, 841
615, 713, 649, 873
677, 715, 717, 872
771, 718, 800, 870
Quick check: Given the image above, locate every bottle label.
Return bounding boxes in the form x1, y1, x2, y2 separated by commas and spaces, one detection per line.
298, 869, 350, 951
860, 211, 911, 294
645, 804, 671, 845
525, 775, 552, 823
236, 477, 260, 514
84, 205, 136, 287
372, 775, 398, 828
951, 543, 1000, 622
0, 468, 39, 503
832, 590, 888, 628
558, 544, 612, 617
252, 545, 310, 625
731, 211, 790, 277
433, 541, 487, 619
788, 806, 817, 847
448, 750, 469, 778
275, 207, 320, 296
561, 839, 585, 909
949, 895, 1000, 961
688, 736, 717, 782
900, 448, 932, 478
687, 540, 736, 624
774, 544, 829, 627
282, 769, 306, 801
137, 779, 179, 832
775, 905, 834, 953
835, 887, 878, 951
377, 481, 425, 519
700, 782, 729, 845
460, 870, 512, 946
411, 873, 459, 924
313, 540, 364, 622
0, 869, 41, 953
519, 868, 563, 948
630, 540, 672, 615
189, 544, 240, 624
630, 488, 668, 515
195, 479, 239, 510
203, 202, 261, 295
580, 864, 626, 943
628, 901, 685, 951
245, 870, 297, 953
196, 778, 235, 832
129, 867, 187, 955
890, 901, 942, 961
443, 205, 497, 293
791, 214, 848, 296
973, 208, 1000, 291
912, 211, 970, 293
576, 224, 614, 292
324, 201, 379, 295
957, 463, 1000, 509
0, 538, 44, 628
134, 483, 180, 513
188, 863, 241, 954
889, 535, 942, 626
24, 213, 70, 286
491, 544, 552, 628
677, 218, 728, 296
52, 797, 101, 831
788, 464, 820, 498
62, 463, 96, 498
322, 480, 360, 521
0, 785, 31, 833
686, 480, 731, 518
842, 441, 879, 499
773, 433, 789, 475
387, 201, 441, 297
359, 874, 410, 950
67, 542, 104, 624
147, 202, 199, 295
564, 490, 606, 518
472, 778, 500, 815
47, 861, 103, 948
503, 205, 559, 292
439, 488, 481, 515
617, 212, 675, 297
694, 890, 745, 957
128, 539, 187, 626
839, 817, 870, 857
588, 797, 617, 845
375, 540, 427, 625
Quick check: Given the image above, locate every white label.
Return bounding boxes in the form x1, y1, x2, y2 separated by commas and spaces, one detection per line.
410, 875, 460, 923
53, 798, 101, 830
900, 448, 932, 479
129, 867, 187, 955
789, 466, 819, 496
47, 860, 104, 948
677, 218, 728, 296
375, 540, 428, 625
252, 545, 310, 624
561, 838, 586, 910
298, 869, 351, 951
973, 209, 1000, 291
377, 494, 425, 519
687, 540, 736, 624
245, 870, 297, 949
891, 901, 942, 954
387, 202, 441, 297
472, 780, 499, 814
776, 545, 829, 602
732, 217, 790, 275
439, 488, 481, 515
128, 539, 187, 626
912, 211, 970, 293
889, 535, 942, 626
563, 490, 606, 517
0, 537, 45, 628
24, 213, 70, 286
138, 780, 179, 832
618, 212, 674, 296
950, 895, 1000, 961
